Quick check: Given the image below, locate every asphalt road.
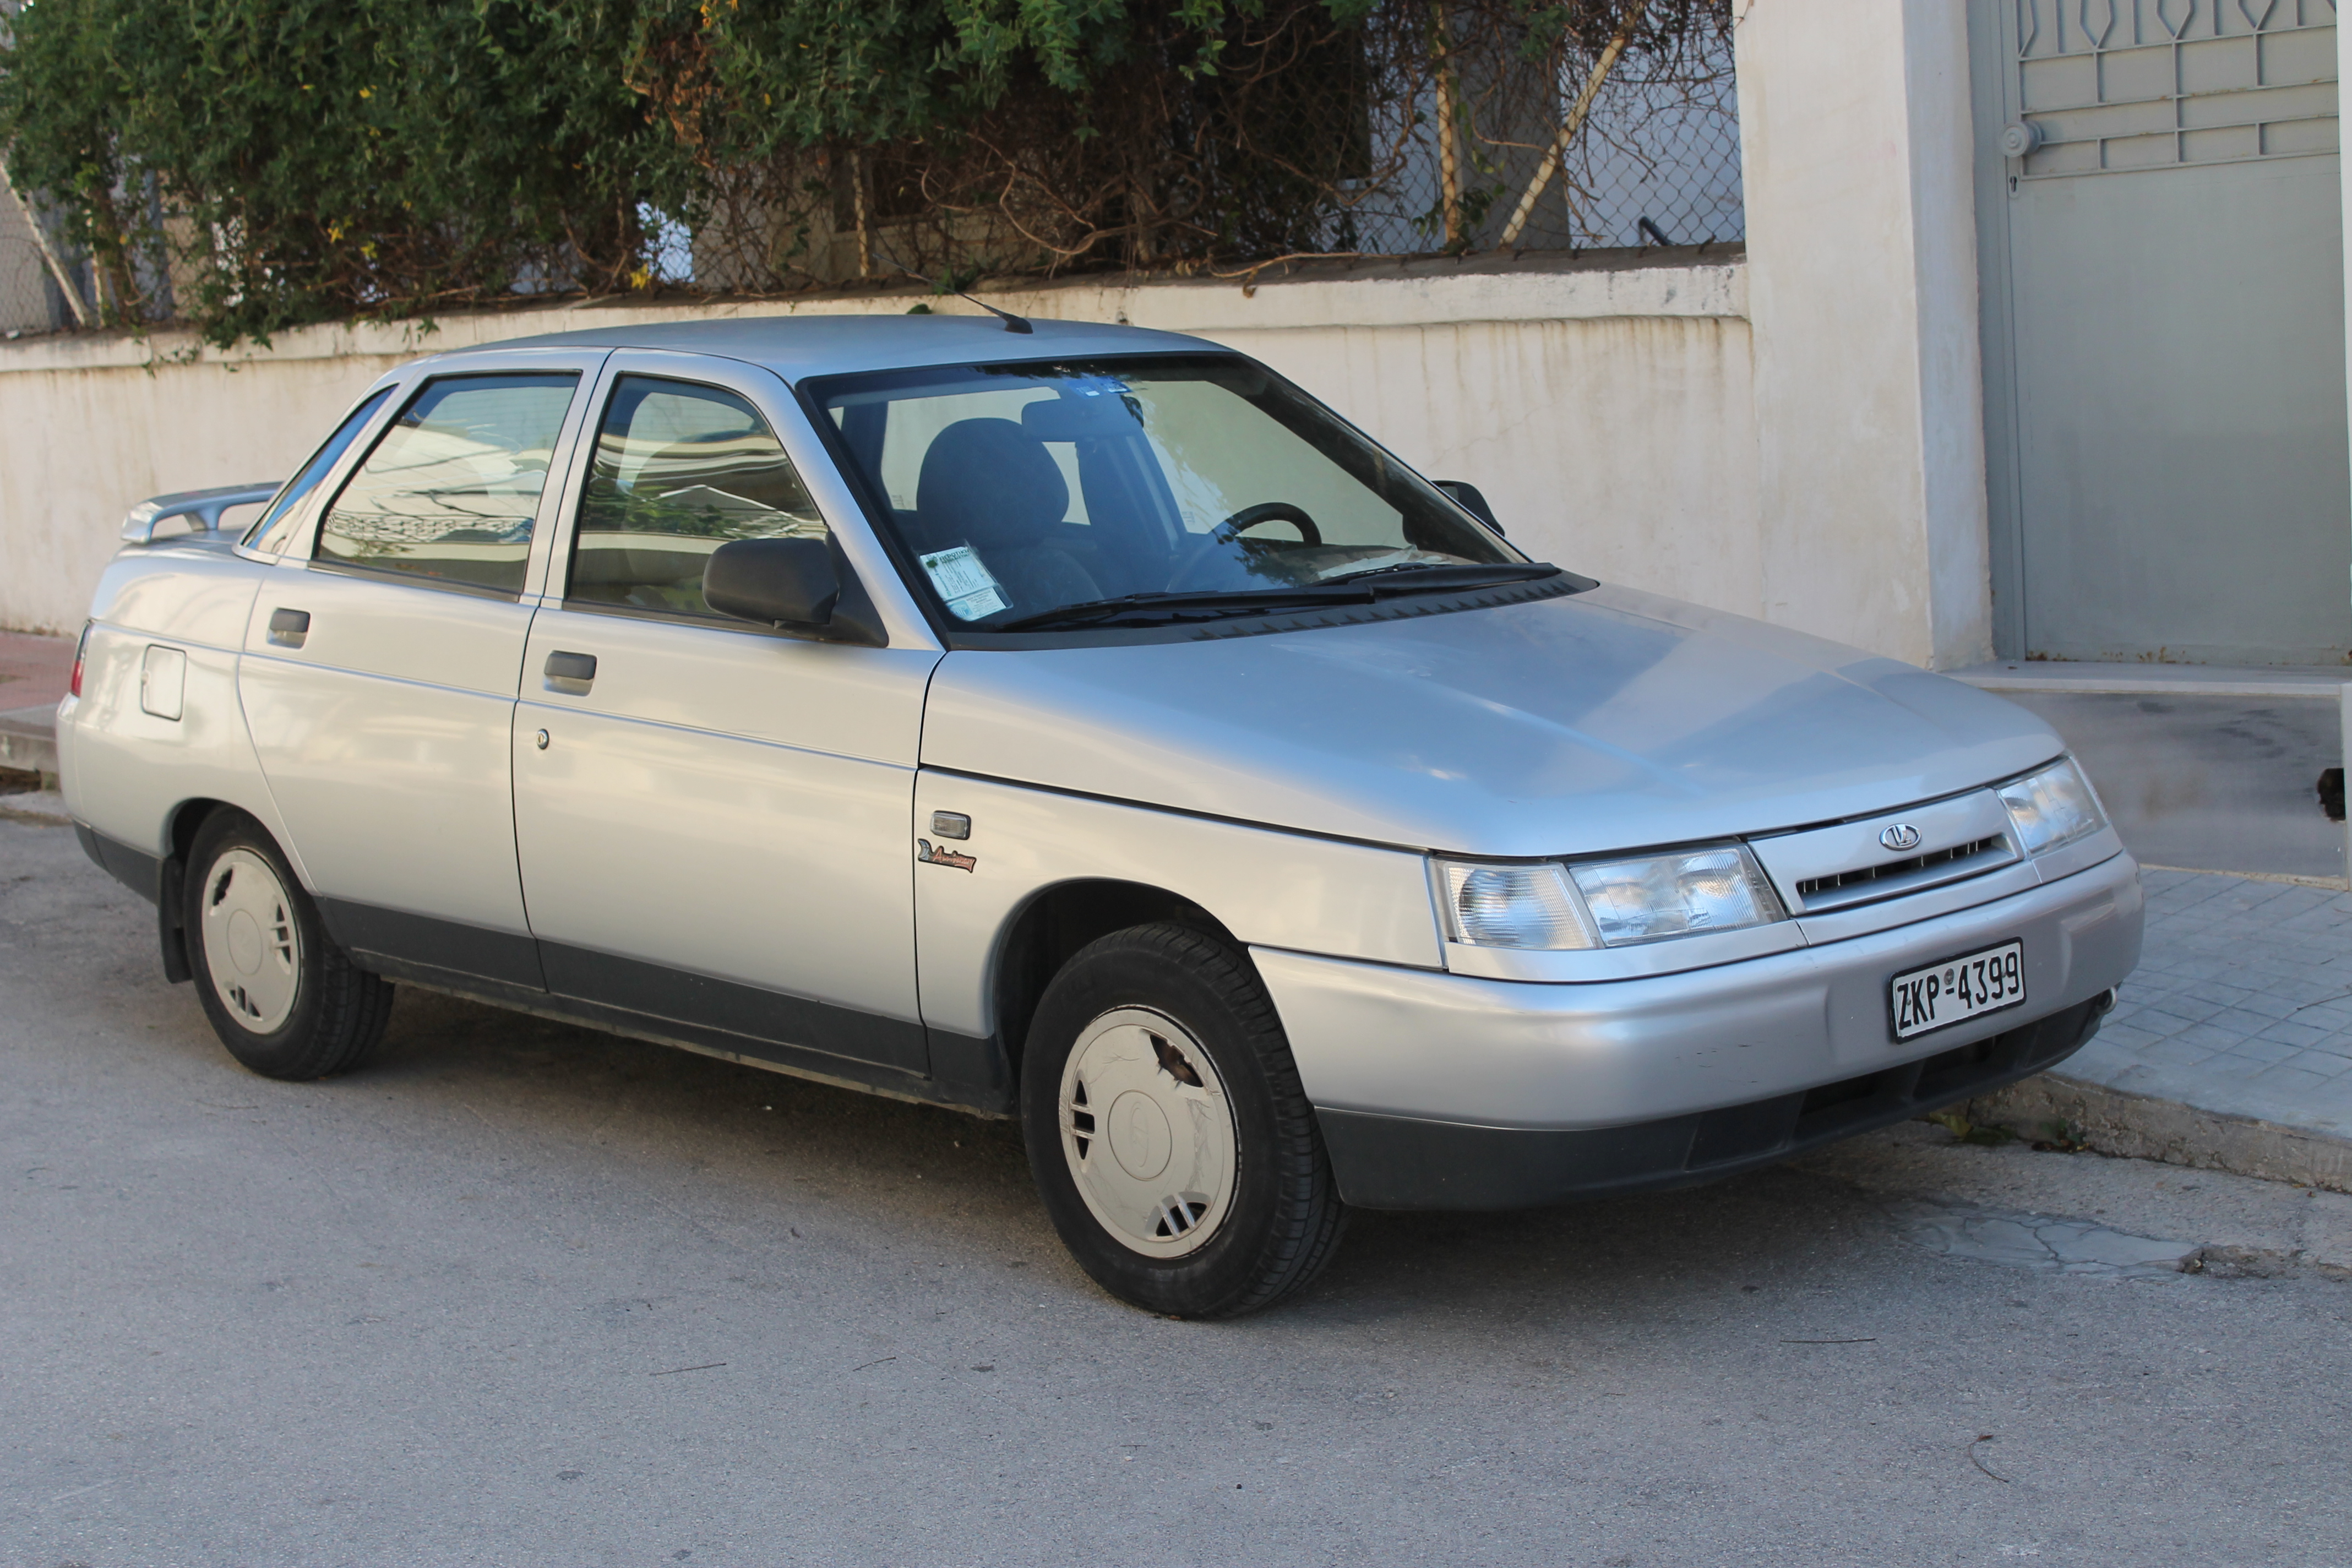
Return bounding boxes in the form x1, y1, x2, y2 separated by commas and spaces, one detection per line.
3, 814, 2348, 1568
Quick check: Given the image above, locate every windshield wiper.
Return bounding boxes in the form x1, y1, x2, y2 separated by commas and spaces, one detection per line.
986, 564, 1562, 633
1322, 561, 1562, 590
990, 585, 1374, 633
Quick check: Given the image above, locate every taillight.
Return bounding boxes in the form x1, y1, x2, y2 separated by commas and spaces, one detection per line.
69, 622, 89, 698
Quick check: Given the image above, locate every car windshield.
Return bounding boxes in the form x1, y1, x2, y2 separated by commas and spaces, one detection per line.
809, 355, 1526, 631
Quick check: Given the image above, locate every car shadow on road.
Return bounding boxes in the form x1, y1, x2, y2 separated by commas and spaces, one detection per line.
343, 983, 1904, 1327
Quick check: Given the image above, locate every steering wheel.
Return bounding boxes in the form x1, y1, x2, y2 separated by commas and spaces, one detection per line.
1212, 501, 1322, 548
1167, 502, 1325, 592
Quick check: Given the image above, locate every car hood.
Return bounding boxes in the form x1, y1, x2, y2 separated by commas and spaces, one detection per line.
918, 582, 2064, 857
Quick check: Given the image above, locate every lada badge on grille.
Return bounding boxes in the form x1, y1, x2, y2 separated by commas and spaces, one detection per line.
1879, 824, 1923, 852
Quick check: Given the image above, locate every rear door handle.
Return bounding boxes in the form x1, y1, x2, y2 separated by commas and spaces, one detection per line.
266, 608, 310, 647
543, 650, 597, 692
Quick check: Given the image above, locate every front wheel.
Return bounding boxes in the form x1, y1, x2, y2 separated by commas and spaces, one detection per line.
1020, 923, 1347, 1317
184, 809, 393, 1080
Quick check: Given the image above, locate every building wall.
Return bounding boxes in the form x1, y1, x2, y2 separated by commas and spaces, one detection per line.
0, 260, 1768, 642
1733, 0, 1993, 673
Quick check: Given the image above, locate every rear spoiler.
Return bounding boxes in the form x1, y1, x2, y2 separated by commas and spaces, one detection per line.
121, 482, 282, 545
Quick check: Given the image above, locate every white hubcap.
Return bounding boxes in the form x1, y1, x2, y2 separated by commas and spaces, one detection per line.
200, 848, 301, 1034
1059, 1008, 1237, 1257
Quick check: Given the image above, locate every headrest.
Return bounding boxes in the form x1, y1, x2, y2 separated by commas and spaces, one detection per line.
915, 418, 1069, 547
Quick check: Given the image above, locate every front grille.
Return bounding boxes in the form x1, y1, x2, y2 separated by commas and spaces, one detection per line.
1795, 834, 2007, 903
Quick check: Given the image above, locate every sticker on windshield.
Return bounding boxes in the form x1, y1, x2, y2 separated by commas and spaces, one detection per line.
919, 545, 1009, 620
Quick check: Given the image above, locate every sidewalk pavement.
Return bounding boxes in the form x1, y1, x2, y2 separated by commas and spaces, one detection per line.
0, 629, 73, 781
0, 628, 73, 705
1971, 867, 2352, 1191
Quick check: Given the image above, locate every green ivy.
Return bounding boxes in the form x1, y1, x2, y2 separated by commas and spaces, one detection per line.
1, 1, 1721, 346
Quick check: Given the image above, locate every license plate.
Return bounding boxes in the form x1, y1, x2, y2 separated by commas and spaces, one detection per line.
1889, 941, 2026, 1041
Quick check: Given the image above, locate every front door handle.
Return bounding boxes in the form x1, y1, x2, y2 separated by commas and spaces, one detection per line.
543, 650, 597, 693
266, 608, 310, 648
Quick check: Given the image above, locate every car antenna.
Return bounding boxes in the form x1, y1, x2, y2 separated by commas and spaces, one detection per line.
876, 243, 1033, 334
960, 294, 1034, 335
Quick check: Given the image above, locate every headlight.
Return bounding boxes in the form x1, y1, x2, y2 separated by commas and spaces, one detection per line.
1434, 843, 1785, 950
1997, 757, 2107, 856
1568, 846, 1786, 945
1438, 861, 1596, 950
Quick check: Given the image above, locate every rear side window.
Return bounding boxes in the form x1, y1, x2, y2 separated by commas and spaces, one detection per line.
243, 387, 394, 554
317, 373, 579, 595
566, 375, 825, 620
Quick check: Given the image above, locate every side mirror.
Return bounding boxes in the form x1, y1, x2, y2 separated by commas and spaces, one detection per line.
1434, 480, 1503, 536
705, 536, 841, 628
703, 536, 890, 646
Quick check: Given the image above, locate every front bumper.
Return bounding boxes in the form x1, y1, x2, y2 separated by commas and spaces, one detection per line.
1254, 850, 2142, 1210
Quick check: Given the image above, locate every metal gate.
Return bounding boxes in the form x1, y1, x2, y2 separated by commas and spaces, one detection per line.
1972, 0, 2350, 667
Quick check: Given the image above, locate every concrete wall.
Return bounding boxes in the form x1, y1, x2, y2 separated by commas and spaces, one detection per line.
0, 259, 1766, 640
1734, 0, 1994, 672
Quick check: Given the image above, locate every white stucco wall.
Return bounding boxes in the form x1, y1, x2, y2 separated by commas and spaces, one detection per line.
0, 262, 1764, 639
1734, 0, 1994, 671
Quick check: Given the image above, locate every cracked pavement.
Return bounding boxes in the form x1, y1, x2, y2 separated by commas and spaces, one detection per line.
3, 814, 2350, 1567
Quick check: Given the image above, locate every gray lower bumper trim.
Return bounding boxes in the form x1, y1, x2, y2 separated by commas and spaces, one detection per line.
1317, 994, 2110, 1211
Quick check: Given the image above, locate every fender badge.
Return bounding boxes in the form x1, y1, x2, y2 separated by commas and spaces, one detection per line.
916, 839, 977, 872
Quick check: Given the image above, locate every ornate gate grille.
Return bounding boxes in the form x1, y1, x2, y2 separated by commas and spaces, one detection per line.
2010, 0, 2337, 178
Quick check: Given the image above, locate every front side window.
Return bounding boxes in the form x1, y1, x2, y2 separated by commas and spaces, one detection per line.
812, 355, 1527, 634
317, 373, 579, 595
244, 386, 394, 554
566, 375, 825, 619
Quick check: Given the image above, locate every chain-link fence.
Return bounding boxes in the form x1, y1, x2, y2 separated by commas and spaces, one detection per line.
1, 141, 74, 334
2, 1, 1742, 340
684, 1, 1741, 293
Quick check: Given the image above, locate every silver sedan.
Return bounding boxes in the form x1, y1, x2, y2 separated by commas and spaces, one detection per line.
58, 314, 2141, 1315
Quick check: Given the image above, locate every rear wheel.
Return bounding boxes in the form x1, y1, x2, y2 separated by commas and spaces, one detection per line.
1020, 923, 1347, 1317
184, 810, 392, 1080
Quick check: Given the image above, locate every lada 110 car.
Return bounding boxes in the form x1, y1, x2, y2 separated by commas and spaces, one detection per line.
59, 315, 2142, 1316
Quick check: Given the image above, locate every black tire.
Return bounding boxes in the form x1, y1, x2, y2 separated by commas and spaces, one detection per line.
1020, 922, 1348, 1317
183, 809, 393, 1080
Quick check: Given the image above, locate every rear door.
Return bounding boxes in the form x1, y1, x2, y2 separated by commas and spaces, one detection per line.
238, 349, 605, 987
511, 351, 944, 1077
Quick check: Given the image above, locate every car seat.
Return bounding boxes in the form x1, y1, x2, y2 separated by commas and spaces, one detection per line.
914, 418, 1102, 614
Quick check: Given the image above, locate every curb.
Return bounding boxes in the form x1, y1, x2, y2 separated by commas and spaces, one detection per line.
0, 704, 58, 784
0, 790, 71, 826
1966, 1072, 2352, 1195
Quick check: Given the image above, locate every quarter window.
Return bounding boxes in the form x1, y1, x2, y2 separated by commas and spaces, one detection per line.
567, 375, 824, 619
244, 387, 394, 555
317, 373, 579, 594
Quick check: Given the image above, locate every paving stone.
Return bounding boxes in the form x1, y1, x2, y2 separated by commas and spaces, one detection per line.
2277, 1049, 2352, 1081
2055, 866, 2352, 1148
2253, 1019, 2337, 1051
2245, 1066, 2333, 1096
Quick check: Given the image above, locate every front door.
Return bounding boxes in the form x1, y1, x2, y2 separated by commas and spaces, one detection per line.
239, 355, 603, 987
1972, 0, 2350, 666
511, 354, 942, 1078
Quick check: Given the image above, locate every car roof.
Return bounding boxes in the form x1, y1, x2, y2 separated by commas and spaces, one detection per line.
451, 312, 1212, 382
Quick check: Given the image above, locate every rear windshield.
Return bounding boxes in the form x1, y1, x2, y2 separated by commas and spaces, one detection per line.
807, 356, 1519, 630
